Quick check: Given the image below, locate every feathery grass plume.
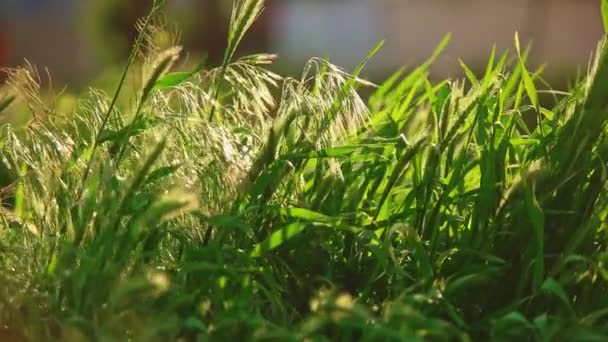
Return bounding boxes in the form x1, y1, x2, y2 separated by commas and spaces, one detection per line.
2, 64, 52, 127
300, 58, 372, 148
135, 14, 181, 59
223, 54, 281, 120
226, 0, 265, 64
209, 0, 265, 122
147, 53, 279, 217
139, 46, 182, 108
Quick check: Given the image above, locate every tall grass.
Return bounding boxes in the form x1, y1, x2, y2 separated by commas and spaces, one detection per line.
1, 0, 608, 340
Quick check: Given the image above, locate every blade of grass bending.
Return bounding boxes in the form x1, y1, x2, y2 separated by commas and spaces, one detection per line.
77, 0, 165, 201
458, 59, 478, 85
390, 34, 450, 107
540, 278, 575, 316
369, 66, 406, 110
480, 45, 497, 91
154, 57, 206, 90
278, 207, 360, 231
514, 32, 539, 113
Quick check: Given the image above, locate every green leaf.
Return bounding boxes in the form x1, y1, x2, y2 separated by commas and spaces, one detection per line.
204, 214, 250, 233
99, 117, 159, 145
277, 207, 360, 232
370, 66, 406, 107
185, 317, 207, 332
140, 47, 181, 104
582, 307, 608, 325
143, 190, 199, 223
540, 108, 555, 120
458, 59, 478, 85
144, 164, 182, 187
445, 273, 491, 297
493, 311, 534, 338
498, 311, 533, 328
483, 45, 497, 80
429, 33, 452, 64
251, 223, 305, 257
280, 143, 391, 160
154, 60, 205, 90
97, 129, 124, 144
510, 138, 540, 146
514, 32, 539, 112
514, 32, 522, 57
278, 207, 334, 223
352, 39, 385, 78
154, 72, 193, 90
521, 68, 539, 112
540, 278, 575, 316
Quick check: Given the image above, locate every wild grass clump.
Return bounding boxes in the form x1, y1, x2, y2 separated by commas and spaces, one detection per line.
2, 0, 608, 340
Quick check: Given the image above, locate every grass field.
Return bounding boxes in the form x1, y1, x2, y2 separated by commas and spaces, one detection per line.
2, 0, 608, 340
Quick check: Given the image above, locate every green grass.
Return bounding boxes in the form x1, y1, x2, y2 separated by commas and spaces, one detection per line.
2, 0, 608, 340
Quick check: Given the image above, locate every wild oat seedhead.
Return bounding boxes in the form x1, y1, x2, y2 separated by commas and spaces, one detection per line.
299, 58, 371, 147
3, 64, 52, 126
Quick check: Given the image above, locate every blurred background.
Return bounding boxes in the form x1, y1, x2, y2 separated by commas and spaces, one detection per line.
0, 0, 604, 88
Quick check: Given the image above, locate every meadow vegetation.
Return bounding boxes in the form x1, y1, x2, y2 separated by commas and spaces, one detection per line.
2, 0, 608, 340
